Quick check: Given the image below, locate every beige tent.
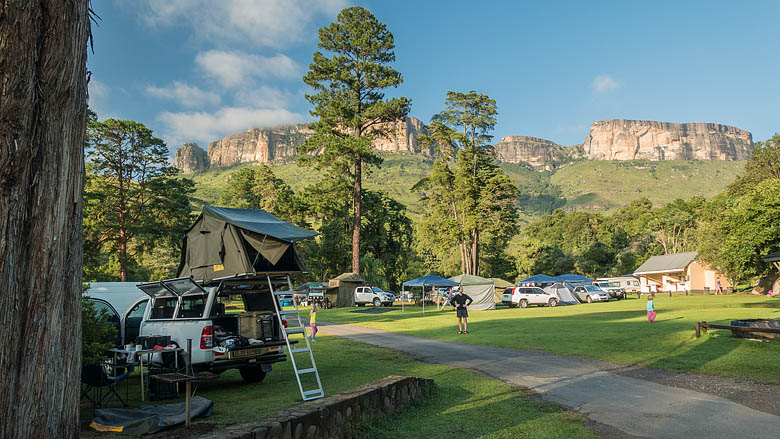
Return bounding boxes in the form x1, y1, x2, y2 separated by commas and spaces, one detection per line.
448, 274, 496, 311
329, 272, 365, 307
488, 278, 513, 303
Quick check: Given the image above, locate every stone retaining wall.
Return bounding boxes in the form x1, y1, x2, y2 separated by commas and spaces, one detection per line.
198, 376, 434, 439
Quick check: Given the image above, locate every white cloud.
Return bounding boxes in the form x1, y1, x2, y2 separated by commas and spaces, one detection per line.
233, 85, 291, 108
158, 106, 305, 146
592, 75, 621, 93
195, 50, 300, 87
138, 0, 348, 48
87, 79, 110, 114
145, 81, 221, 107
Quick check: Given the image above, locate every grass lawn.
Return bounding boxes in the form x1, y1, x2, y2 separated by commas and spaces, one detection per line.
80, 335, 594, 438
314, 295, 780, 384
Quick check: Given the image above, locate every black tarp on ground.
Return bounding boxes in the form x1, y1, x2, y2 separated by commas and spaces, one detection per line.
177, 206, 317, 283
89, 396, 214, 434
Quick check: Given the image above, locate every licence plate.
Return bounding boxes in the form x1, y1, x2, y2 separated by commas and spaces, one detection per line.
227, 346, 268, 360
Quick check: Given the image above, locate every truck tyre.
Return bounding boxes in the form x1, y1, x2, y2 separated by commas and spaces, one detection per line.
548, 298, 558, 307
519, 299, 528, 309
373, 298, 381, 307
586, 295, 593, 303
383, 302, 391, 307
239, 366, 267, 383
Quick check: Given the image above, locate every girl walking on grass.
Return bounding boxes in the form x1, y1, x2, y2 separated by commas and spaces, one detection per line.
310, 304, 318, 341
646, 294, 656, 323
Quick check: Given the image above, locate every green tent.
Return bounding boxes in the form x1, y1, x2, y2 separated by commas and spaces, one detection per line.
448, 274, 496, 310
177, 206, 317, 284
488, 278, 513, 303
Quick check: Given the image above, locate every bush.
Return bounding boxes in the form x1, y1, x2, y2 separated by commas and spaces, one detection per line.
81, 297, 117, 366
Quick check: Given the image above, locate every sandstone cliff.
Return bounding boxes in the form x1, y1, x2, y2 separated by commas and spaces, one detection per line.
174, 116, 431, 173
494, 136, 567, 170
583, 119, 753, 161
173, 142, 209, 173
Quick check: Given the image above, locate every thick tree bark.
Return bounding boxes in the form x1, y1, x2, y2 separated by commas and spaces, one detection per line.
0, 1, 89, 438
352, 157, 361, 274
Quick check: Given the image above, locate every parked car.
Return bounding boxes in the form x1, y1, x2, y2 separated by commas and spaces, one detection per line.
83, 282, 150, 348
593, 281, 625, 300
502, 286, 559, 308
354, 286, 395, 307
138, 278, 290, 383
572, 285, 610, 303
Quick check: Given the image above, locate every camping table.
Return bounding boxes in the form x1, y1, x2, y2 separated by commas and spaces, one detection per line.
149, 373, 197, 428
111, 347, 183, 402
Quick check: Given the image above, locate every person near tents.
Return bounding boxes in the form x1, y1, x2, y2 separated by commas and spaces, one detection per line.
310, 304, 318, 342
451, 286, 473, 334
646, 293, 656, 323
715, 278, 723, 295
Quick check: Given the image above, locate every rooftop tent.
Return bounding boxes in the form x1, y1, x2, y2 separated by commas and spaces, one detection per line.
177, 206, 317, 284
329, 272, 365, 307
448, 274, 495, 310
517, 274, 557, 286
402, 274, 459, 288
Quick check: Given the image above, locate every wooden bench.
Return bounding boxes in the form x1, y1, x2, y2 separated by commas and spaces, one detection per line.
695, 321, 780, 338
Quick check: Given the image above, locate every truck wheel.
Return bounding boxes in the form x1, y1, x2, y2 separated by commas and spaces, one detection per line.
383, 302, 391, 307
548, 298, 558, 307
586, 295, 593, 303
373, 298, 381, 307
519, 299, 528, 309
239, 366, 267, 383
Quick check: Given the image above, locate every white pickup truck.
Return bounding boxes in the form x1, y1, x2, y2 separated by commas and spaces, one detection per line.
137, 278, 290, 383
354, 286, 395, 307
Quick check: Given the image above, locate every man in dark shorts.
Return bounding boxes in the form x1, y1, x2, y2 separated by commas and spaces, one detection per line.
451, 286, 473, 334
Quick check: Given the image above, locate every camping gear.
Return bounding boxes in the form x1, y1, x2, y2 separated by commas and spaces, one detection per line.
89, 396, 213, 434
177, 206, 317, 283
448, 274, 496, 310
402, 275, 459, 313
81, 364, 129, 410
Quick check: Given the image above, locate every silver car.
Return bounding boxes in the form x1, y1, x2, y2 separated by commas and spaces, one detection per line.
572, 285, 610, 303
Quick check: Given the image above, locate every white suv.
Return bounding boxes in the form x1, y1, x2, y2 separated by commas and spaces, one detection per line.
354, 286, 395, 307
502, 286, 558, 308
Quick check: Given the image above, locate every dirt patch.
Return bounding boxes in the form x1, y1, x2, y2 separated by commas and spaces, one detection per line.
608, 364, 780, 417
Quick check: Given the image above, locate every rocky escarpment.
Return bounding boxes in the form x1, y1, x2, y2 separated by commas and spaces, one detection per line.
173, 142, 209, 173
584, 119, 753, 161
175, 117, 431, 173
494, 136, 568, 170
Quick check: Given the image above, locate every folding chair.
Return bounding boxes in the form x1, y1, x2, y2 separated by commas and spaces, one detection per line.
80, 364, 129, 409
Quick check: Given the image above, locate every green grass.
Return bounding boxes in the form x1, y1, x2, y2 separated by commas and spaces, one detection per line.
80, 335, 594, 438
190, 156, 746, 219
550, 160, 745, 210
314, 295, 780, 384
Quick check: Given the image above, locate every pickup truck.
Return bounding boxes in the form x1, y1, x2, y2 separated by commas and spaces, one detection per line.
593, 281, 625, 300
137, 277, 290, 383
354, 286, 395, 307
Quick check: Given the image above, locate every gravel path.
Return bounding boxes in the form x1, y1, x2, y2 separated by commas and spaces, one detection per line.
320, 322, 780, 439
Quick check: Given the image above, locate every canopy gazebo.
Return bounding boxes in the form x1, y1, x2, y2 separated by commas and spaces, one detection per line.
402, 275, 459, 313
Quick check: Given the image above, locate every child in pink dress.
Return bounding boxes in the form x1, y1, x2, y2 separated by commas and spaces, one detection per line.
646, 294, 656, 323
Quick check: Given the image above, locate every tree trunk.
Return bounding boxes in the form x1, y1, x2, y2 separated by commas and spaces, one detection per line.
0, 2, 89, 438
352, 157, 362, 274
471, 228, 480, 275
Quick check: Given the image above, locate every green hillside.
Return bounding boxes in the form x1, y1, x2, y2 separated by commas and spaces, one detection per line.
189, 155, 746, 219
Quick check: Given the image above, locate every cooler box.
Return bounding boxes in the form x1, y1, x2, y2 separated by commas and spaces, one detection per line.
237, 312, 276, 341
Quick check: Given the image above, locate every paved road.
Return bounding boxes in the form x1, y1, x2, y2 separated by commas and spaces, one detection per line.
320, 322, 780, 439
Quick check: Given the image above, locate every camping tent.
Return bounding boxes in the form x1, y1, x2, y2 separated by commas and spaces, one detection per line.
488, 278, 513, 303
449, 274, 495, 310
543, 283, 580, 305
329, 273, 365, 307
177, 206, 317, 284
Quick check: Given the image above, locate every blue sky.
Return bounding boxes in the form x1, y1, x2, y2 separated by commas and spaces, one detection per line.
88, 1, 780, 155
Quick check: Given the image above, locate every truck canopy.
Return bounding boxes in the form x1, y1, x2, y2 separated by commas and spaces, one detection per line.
177, 206, 317, 284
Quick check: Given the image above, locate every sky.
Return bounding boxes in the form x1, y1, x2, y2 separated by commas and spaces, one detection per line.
87, 0, 780, 156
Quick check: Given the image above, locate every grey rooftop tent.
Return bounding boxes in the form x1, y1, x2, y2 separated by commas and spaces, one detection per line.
177, 206, 317, 284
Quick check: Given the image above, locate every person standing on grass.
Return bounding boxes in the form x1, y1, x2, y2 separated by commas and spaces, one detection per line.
451, 286, 473, 334
715, 278, 723, 295
310, 304, 318, 341
646, 293, 656, 323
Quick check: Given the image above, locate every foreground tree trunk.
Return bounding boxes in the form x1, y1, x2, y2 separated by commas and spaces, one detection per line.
0, 2, 89, 438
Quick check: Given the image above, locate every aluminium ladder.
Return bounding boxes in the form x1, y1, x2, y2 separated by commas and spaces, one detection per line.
267, 274, 324, 401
